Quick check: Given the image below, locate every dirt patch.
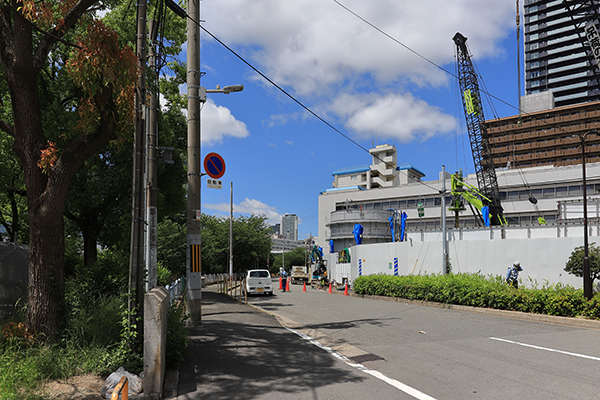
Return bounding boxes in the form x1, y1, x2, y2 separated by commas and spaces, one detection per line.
37, 374, 105, 400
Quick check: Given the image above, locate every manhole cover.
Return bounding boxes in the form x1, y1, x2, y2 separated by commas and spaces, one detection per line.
348, 353, 385, 363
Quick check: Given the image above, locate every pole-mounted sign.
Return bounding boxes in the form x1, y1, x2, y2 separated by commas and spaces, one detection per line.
204, 152, 226, 179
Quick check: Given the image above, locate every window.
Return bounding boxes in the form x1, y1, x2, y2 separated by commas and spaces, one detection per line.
543, 187, 554, 198
569, 185, 581, 196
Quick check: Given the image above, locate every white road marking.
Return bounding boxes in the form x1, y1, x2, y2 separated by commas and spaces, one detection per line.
286, 327, 438, 400
490, 337, 600, 361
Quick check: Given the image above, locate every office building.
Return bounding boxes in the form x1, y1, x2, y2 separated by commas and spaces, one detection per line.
524, 0, 600, 107
281, 213, 298, 241
487, 100, 600, 168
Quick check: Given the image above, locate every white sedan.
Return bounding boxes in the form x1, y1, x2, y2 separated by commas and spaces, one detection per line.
245, 269, 273, 296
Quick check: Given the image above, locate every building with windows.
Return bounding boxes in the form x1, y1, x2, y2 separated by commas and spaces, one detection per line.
318, 144, 600, 252
281, 213, 298, 241
524, 0, 600, 107
488, 100, 600, 168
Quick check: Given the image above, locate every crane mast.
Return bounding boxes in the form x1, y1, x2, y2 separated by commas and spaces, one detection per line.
453, 32, 505, 226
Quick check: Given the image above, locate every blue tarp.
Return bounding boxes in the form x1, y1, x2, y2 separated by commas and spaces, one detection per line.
481, 205, 490, 227
389, 216, 395, 242
329, 239, 334, 253
400, 212, 408, 241
353, 224, 363, 245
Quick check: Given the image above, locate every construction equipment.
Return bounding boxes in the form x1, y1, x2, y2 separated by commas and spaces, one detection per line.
453, 32, 506, 226
290, 266, 310, 285
563, 0, 600, 98
309, 245, 328, 283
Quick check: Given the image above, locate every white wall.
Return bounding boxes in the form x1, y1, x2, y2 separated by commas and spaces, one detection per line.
326, 235, 591, 289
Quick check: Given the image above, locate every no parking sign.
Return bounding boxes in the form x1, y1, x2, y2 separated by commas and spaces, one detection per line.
203, 152, 225, 179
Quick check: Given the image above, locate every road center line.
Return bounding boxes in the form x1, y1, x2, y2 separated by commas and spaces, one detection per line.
286, 327, 438, 400
490, 337, 600, 361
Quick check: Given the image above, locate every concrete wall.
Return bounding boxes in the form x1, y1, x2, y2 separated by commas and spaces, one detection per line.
144, 287, 169, 397
0, 244, 29, 323
326, 234, 592, 289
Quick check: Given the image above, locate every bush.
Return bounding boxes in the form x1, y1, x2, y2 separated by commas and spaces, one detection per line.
353, 273, 598, 319
166, 301, 189, 370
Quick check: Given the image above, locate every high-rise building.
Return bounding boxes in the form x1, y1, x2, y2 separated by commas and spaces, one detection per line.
281, 214, 298, 241
523, 0, 600, 108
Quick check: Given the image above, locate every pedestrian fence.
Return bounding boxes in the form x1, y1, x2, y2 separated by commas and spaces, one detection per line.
166, 274, 248, 304
165, 277, 185, 305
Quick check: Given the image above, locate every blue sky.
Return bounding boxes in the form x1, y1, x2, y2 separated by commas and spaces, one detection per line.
174, 0, 523, 239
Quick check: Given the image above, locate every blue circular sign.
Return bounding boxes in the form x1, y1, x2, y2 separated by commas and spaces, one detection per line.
204, 152, 226, 179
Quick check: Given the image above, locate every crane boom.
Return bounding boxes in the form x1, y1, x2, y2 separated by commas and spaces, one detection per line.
453, 32, 505, 226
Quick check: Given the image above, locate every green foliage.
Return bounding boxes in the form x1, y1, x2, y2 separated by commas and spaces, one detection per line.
353, 273, 600, 319
201, 213, 272, 274
158, 218, 187, 278
564, 242, 600, 286
166, 301, 189, 370
271, 247, 308, 272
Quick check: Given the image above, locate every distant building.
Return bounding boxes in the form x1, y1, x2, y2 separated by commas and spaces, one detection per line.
524, 0, 600, 107
487, 100, 600, 169
271, 223, 280, 236
281, 213, 298, 241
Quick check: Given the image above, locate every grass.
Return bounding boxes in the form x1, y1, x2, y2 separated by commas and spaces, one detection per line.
353, 272, 600, 319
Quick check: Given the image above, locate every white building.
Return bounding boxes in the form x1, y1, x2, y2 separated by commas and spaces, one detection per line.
318, 144, 600, 288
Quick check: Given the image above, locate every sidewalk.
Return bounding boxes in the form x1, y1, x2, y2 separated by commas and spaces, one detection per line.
163, 285, 368, 400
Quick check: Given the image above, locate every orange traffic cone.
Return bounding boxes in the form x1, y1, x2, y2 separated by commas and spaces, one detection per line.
286, 278, 291, 292
303, 282, 307, 292
344, 282, 349, 296
328, 283, 332, 294
279, 276, 282, 290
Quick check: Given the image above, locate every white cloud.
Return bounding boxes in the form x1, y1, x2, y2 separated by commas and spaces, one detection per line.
202, 0, 513, 95
200, 0, 513, 143
329, 91, 456, 142
204, 198, 283, 225
200, 98, 249, 145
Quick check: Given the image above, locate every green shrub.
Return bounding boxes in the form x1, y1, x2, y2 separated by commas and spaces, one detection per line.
166, 301, 190, 369
354, 272, 599, 319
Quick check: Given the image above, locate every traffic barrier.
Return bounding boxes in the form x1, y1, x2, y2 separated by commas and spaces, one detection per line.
344, 282, 349, 296
303, 282, 307, 292
111, 376, 128, 400
328, 283, 332, 294
286, 278, 291, 292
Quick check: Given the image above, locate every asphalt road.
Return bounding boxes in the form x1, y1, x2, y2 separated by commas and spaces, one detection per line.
245, 281, 600, 400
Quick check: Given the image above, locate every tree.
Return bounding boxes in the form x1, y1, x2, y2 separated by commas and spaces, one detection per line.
564, 243, 600, 288
271, 246, 308, 273
200, 213, 273, 274
0, 1, 137, 339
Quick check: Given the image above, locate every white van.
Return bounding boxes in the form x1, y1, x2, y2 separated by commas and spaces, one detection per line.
245, 269, 273, 296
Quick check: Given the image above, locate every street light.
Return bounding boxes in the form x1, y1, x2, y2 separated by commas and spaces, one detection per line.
580, 130, 597, 300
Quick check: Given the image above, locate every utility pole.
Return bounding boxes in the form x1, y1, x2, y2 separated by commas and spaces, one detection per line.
442, 165, 449, 274
129, 0, 147, 341
186, 0, 202, 325
146, 19, 159, 291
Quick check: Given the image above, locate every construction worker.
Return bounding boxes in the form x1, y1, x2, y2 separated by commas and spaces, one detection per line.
279, 267, 287, 292
506, 261, 523, 288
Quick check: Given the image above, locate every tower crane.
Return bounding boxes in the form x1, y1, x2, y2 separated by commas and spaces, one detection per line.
453, 32, 506, 226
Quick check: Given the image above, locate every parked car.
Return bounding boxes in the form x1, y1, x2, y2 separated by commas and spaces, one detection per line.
245, 269, 273, 296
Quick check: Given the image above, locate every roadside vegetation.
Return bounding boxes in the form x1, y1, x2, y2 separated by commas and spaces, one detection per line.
353, 272, 600, 319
